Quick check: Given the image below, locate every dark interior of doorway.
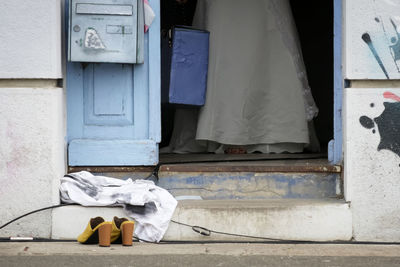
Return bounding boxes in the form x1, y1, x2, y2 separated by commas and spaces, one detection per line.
159, 0, 333, 158
290, 0, 334, 151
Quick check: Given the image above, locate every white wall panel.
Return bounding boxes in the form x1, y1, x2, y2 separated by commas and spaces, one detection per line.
0, 0, 62, 78
344, 88, 400, 241
345, 0, 400, 79
0, 87, 65, 237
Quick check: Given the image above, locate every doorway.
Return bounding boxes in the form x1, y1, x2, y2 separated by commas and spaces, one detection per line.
159, 0, 334, 163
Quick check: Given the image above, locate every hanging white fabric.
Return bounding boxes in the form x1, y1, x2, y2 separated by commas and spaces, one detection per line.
60, 171, 177, 242
164, 0, 319, 154
268, 0, 319, 121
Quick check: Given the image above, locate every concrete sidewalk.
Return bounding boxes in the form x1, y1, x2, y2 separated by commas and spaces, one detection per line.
1, 242, 400, 266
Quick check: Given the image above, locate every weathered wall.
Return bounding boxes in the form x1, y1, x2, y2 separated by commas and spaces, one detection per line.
344, 87, 400, 242
344, 0, 400, 242
0, 0, 62, 78
0, 87, 65, 237
344, 0, 400, 79
0, 0, 64, 238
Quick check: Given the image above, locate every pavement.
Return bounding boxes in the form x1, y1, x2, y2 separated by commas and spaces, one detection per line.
0, 242, 400, 266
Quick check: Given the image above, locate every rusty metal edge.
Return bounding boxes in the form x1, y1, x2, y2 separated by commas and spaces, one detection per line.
68, 166, 154, 173
68, 164, 342, 174
159, 165, 342, 173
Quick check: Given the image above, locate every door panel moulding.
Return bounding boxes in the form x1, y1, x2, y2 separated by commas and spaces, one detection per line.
68, 139, 159, 166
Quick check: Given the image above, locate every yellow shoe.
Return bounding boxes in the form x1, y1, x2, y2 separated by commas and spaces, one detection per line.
111, 216, 135, 246
77, 217, 112, 247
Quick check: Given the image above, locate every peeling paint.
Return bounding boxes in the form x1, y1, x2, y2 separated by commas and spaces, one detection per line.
158, 172, 339, 200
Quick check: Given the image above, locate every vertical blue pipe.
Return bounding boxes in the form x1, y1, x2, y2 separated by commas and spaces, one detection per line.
329, 0, 343, 164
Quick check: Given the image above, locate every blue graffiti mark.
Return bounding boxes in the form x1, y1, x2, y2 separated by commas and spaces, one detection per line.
362, 32, 390, 79
389, 18, 400, 72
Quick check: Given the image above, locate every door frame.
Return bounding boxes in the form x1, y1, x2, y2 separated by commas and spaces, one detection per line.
147, 0, 161, 145
329, 0, 343, 164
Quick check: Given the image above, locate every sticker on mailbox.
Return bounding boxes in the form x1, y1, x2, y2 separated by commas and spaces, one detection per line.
84, 28, 106, 49
106, 25, 133, 34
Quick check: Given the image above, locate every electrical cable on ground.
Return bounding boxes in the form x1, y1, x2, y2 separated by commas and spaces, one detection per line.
2, 203, 400, 246
0, 203, 78, 231
0, 203, 293, 243
170, 220, 289, 242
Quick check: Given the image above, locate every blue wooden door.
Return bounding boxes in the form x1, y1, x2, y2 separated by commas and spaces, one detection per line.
66, 0, 160, 166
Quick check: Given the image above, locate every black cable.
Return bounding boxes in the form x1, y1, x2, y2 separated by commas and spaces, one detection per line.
2, 203, 310, 243
169, 220, 400, 245
1, 204, 400, 245
145, 163, 161, 183
2, 193, 399, 245
171, 220, 299, 242
0, 203, 78, 231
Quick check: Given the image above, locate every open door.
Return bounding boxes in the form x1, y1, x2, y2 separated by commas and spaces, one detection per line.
66, 0, 161, 166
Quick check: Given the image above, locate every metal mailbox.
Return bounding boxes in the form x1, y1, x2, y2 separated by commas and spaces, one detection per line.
68, 0, 144, 64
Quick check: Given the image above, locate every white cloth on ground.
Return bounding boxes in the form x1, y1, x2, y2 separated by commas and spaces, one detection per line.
60, 171, 177, 243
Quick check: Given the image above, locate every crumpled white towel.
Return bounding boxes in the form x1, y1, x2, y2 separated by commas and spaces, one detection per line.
60, 171, 177, 242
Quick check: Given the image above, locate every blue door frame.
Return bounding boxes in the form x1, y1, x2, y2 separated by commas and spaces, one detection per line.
329, 0, 343, 164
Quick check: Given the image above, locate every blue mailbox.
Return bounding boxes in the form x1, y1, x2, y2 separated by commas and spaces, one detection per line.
69, 0, 144, 64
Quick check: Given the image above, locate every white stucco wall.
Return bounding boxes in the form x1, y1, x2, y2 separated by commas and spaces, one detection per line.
344, 88, 400, 242
0, 0, 62, 78
344, 0, 400, 79
0, 0, 65, 237
0, 87, 65, 238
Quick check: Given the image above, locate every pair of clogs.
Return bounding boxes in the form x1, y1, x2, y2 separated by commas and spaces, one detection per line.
77, 216, 135, 247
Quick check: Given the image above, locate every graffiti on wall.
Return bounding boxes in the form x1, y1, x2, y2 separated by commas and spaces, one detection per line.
360, 91, 400, 158
347, 0, 400, 79
361, 0, 400, 79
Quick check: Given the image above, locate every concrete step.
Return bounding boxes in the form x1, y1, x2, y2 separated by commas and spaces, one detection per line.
69, 159, 342, 200
158, 171, 340, 200
52, 199, 351, 242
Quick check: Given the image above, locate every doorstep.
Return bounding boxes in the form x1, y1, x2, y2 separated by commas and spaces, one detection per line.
68, 158, 343, 200
52, 199, 352, 242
